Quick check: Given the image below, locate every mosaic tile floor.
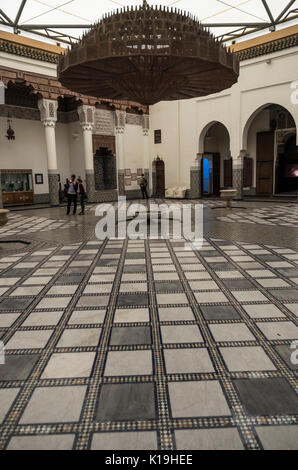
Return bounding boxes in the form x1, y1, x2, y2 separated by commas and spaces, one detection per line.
216, 204, 298, 228
0, 214, 79, 238
0, 202, 297, 450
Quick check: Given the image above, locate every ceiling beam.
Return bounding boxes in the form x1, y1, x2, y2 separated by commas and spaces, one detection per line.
18, 21, 273, 30
261, 0, 275, 24
0, 9, 13, 24
14, 1, 28, 26
20, 24, 93, 30
203, 22, 270, 28
275, 0, 296, 23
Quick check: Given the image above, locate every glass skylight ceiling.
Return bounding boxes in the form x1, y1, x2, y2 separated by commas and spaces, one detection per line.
0, 0, 297, 46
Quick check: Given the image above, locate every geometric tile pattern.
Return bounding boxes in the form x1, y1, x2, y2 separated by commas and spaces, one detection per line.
0, 204, 297, 450
0, 214, 80, 237
217, 204, 298, 228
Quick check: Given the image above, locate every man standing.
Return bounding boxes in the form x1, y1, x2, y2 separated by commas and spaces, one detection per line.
77, 177, 87, 215
139, 173, 149, 200
66, 174, 78, 215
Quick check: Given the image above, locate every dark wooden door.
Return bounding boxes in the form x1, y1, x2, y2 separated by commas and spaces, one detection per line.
256, 131, 274, 196
243, 157, 253, 187
224, 158, 232, 187
156, 160, 165, 197
213, 153, 220, 196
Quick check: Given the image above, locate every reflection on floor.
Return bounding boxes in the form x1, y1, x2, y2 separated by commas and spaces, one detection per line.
217, 204, 298, 228
0, 201, 297, 450
0, 214, 79, 237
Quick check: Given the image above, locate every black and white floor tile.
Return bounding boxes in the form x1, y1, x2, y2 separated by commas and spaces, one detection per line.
0, 214, 79, 238
216, 204, 298, 228
0, 202, 297, 450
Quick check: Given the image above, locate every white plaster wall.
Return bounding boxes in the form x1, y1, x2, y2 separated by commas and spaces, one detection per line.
56, 123, 71, 184
246, 109, 270, 187
149, 101, 180, 188
0, 52, 57, 77
149, 45, 298, 190
124, 124, 144, 170
0, 116, 49, 194
67, 122, 85, 182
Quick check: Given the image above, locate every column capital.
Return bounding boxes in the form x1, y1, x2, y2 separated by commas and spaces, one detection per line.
81, 123, 94, 132
115, 110, 126, 134
38, 98, 58, 127
239, 149, 248, 159
78, 104, 95, 129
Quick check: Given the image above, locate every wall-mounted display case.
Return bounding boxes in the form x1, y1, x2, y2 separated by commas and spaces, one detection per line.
1, 169, 34, 206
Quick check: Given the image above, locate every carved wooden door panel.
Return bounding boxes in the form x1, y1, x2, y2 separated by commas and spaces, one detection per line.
256, 131, 274, 196
92, 135, 116, 155
156, 160, 165, 197
212, 153, 220, 196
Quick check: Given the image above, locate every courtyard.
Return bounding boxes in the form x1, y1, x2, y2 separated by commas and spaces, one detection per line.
0, 200, 297, 450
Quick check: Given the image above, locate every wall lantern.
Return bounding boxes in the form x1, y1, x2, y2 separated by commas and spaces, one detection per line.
6, 118, 15, 141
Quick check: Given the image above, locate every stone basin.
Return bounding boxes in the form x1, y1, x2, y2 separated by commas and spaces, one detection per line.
0, 209, 9, 227
220, 189, 237, 208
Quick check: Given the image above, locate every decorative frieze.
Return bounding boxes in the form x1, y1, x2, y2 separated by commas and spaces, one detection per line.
126, 114, 143, 126
0, 104, 40, 121
57, 110, 79, 124
94, 109, 115, 136
0, 39, 58, 64
236, 33, 298, 61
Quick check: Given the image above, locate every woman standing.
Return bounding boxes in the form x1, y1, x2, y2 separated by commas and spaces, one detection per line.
77, 178, 87, 215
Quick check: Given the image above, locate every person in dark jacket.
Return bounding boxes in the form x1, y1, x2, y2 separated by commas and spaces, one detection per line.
139, 174, 149, 199
77, 178, 87, 215
66, 174, 78, 215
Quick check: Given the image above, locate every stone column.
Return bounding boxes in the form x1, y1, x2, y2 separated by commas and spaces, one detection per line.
233, 151, 245, 200
78, 105, 95, 200
115, 110, 126, 196
38, 99, 59, 206
190, 153, 203, 199
142, 114, 150, 194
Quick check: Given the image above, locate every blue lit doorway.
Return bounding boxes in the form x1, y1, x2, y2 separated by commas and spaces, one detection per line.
203, 155, 213, 195
202, 153, 220, 197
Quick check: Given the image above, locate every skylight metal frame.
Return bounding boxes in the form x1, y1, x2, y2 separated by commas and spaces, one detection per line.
0, 0, 297, 45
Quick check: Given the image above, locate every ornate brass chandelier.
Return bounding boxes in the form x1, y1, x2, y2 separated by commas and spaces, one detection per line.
58, 1, 239, 106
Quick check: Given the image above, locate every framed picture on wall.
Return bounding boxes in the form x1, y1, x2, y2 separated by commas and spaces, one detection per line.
35, 173, 43, 184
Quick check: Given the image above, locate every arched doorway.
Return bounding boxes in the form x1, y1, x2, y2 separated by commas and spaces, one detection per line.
199, 122, 231, 197
243, 104, 297, 197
